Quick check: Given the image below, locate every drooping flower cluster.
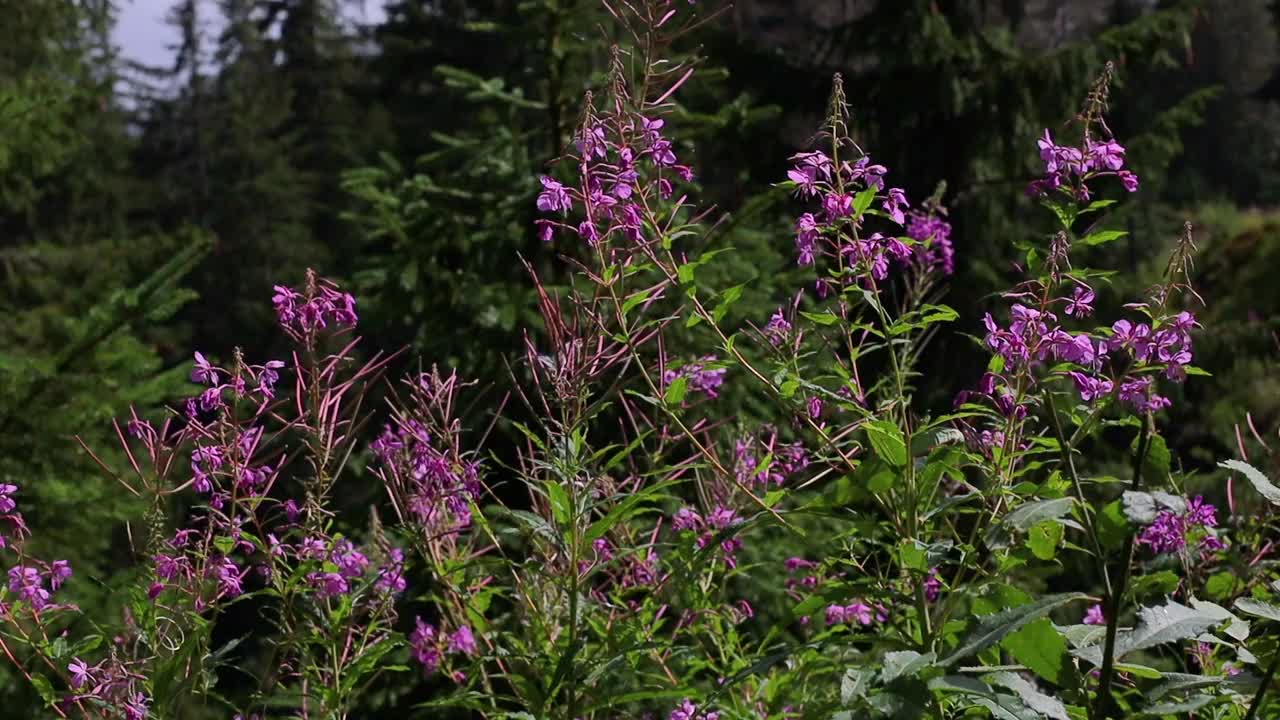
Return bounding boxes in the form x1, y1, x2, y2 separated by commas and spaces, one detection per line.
370, 409, 481, 536
62, 655, 152, 720
1137, 495, 1221, 554
272, 270, 358, 341
905, 196, 955, 276
185, 351, 287, 419
533, 66, 695, 248
408, 616, 478, 681
732, 427, 808, 488
825, 600, 888, 628
672, 505, 745, 568
1027, 128, 1139, 200
670, 698, 720, 720
787, 148, 923, 290
662, 356, 727, 400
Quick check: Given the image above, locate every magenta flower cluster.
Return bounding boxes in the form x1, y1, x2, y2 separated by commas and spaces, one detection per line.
1028, 128, 1139, 199
272, 273, 358, 341
1137, 495, 1221, 554
669, 698, 720, 720
409, 616, 478, 680
662, 356, 727, 400
534, 109, 693, 246
370, 408, 482, 535
732, 428, 808, 488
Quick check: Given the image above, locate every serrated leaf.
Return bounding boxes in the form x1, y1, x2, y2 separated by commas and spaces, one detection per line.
1234, 598, 1280, 623
1121, 490, 1186, 525
1074, 599, 1222, 665
1002, 618, 1071, 686
865, 420, 907, 467
941, 593, 1087, 667
990, 672, 1070, 720
880, 651, 936, 684
841, 667, 876, 703
1027, 521, 1063, 560
1220, 459, 1280, 505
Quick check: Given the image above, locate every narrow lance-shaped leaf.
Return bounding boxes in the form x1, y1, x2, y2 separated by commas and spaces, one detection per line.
1220, 459, 1280, 505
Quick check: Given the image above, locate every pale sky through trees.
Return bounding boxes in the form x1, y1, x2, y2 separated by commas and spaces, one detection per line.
113, 0, 388, 67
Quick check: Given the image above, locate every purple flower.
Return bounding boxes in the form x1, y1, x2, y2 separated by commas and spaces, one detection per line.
1087, 138, 1126, 171
795, 213, 819, 266
764, 309, 791, 346
807, 396, 823, 419
309, 571, 349, 598
124, 693, 149, 720
923, 569, 942, 603
1118, 376, 1171, 413
214, 558, 244, 598
1186, 496, 1218, 528
7, 566, 49, 609
49, 560, 71, 591
191, 351, 218, 385
1138, 511, 1188, 554
536, 176, 572, 214
67, 658, 91, 689
332, 540, 370, 579
882, 188, 909, 225
1064, 286, 1095, 318
0, 484, 16, 514
1084, 604, 1106, 626
449, 625, 478, 656
375, 548, 407, 594
410, 617, 442, 673
825, 604, 847, 625
1067, 371, 1113, 403
1119, 170, 1139, 192
822, 192, 853, 220
845, 601, 874, 626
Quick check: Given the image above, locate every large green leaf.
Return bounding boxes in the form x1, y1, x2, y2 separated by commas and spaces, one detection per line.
940, 593, 1086, 667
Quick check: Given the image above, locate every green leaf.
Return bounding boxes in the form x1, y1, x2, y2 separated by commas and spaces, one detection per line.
990, 671, 1070, 720
1074, 599, 1222, 666
585, 480, 677, 542
663, 376, 688, 406
1096, 500, 1129, 551
1135, 433, 1171, 483
1027, 521, 1063, 560
940, 592, 1087, 667
898, 539, 928, 572
713, 283, 746, 323
880, 651, 936, 684
1001, 618, 1071, 686
545, 482, 572, 528
1234, 598, 1280, 623
620, 287, 653, 316
1220, 459, 1280, 505
852, 185, 877, 217
864, 420, 907, 467
1081, 229, 1128, 246
799, 310, 840, 326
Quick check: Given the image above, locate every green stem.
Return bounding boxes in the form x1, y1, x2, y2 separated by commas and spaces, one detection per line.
1094, 417, 1152, 719
1245, 646, 1280, 720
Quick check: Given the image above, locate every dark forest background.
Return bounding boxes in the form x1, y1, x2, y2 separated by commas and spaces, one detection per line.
2, 0, 1280, 715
